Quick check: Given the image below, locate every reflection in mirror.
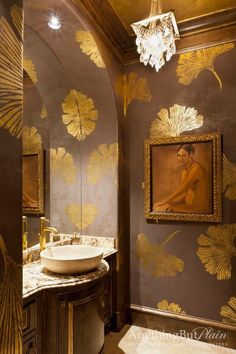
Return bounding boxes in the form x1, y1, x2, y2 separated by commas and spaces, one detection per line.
23, 150, 44, 214
22, 69, 51, 247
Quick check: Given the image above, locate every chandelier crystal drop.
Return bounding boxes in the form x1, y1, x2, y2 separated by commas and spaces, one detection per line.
131, 11, 180, 72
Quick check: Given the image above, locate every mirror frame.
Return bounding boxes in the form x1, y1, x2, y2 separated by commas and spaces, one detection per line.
23, 150, 44, 215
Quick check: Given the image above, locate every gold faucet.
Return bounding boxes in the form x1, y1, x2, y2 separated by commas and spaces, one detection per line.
39, 217, 58, 251
22, 216, 28, 250
45, 227, 58, 242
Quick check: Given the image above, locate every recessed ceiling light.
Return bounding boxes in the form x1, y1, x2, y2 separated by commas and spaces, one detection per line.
48, 15, 61, 30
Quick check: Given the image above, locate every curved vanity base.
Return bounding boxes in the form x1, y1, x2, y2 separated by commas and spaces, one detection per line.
58, 281, 104, 354
23, 262, 109, 354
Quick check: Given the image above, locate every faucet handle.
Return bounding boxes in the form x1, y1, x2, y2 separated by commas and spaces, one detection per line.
22, 215, 27, 233
40, 217, 49, 233
40, 216, 49, 223
22, 215, 28, 250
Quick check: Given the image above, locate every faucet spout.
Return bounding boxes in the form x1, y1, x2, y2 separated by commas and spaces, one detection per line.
44, 227, 58, 234
39, 217, 59, 250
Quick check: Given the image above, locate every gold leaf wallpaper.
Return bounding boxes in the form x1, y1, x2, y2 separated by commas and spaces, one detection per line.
197, 224, 236, 280
22, 126, 42, 153
75, 30, 106, 68
114, 72, 152, 116
50, 147, 77, 184
23, 56, 38, 84
150, 104, 204, 138
0, 235, 22, 354
136, 232, 184, 277
223, 154, 236, 200
62, 89, 98, 141
157, 299, 186, 315
65, 203, 98, 231
0, 16, 22, 138
40, 104, 48, 119
220, 297, 236, 325
176, 43, 234, 90
10, 4, 22, 38
87, 143, 118, 184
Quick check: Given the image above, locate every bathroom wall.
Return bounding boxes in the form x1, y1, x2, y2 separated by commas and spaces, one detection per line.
0, 0, 23, 352
126, 43, 236, 324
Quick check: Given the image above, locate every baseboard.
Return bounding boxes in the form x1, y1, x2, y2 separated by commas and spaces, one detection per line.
112, 307, 130, 332
129, 304, 236, 350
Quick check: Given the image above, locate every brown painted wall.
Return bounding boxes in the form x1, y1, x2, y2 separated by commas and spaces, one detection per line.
0, 0, 23, 352
126, 44, 236, 324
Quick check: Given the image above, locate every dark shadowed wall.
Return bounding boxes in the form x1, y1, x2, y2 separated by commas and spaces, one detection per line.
0, 0, 23, 352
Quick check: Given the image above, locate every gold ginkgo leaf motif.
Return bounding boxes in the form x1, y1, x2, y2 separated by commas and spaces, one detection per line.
197, 224, 236, 280
65, 204, 98, 231
87, 143, 118, 184
223, 154, 236, 200
176, 43, 234, 90
23, 57, 38, 84
150, 104, 204, 138
0, 234, 22, 353
220, 297, 236, 325
114, 72, 152, 116
0, 16, 23, 138
22, 126, 42, 153
50, 148, 76, 184
10, 4, 23, 38
157, 299, 186, 315
40, 104, 48, 119
75, 31, 105, 68
62, 89, 98, 141
136, 231, 184, 277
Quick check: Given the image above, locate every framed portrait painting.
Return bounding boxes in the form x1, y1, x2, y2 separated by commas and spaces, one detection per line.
144, 133, 222, 222
23, 150, 44, 214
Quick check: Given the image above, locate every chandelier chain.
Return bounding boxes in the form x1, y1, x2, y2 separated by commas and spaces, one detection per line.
149, 0, 162, 17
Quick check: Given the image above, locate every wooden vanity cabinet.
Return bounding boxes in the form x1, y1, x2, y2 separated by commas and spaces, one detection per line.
23, 300, 38, 354
58, 282, 104, 354
39, 280, 105, 354
23, 253, 116, 354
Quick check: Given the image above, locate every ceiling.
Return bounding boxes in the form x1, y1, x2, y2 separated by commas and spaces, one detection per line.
77, 0, 236, 64
109, 0, 236, 35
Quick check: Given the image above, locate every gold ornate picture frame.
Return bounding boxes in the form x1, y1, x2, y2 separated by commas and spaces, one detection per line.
23, 150, 44, 214
144, 133, 222, 222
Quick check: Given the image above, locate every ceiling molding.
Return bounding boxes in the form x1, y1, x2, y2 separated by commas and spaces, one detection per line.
74, 1, 236, 65
71, 0, 130, 63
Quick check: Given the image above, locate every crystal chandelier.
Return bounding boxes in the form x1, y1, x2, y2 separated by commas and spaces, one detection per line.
131, 1, 180, 72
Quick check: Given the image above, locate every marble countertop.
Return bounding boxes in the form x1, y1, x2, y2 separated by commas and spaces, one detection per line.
23, 259, 109, 299
23, 235, 117, 299
23, 234, 117, 264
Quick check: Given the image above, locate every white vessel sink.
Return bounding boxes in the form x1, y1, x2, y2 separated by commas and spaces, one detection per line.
40, 245, 103, 274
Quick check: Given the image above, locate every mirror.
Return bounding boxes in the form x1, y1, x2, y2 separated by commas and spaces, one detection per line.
23, 1, 119, 248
